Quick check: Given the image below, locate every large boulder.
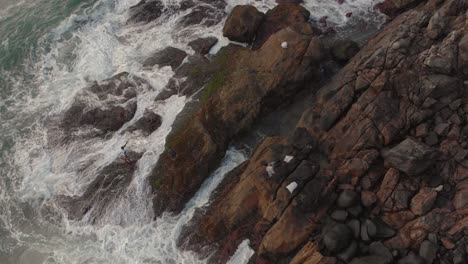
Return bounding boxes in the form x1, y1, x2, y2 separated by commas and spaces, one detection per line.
61, 72, 146, 136
253, 4, 314, 49
222, 5, 264, 43
381, 138, 438, 175
321, 224, 353, 254
143, 47, 187, 69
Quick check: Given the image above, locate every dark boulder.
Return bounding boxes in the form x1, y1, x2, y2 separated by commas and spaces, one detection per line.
125, 109, 162, 135
143, 47, 187, 69
222, 5, 264, 43
381, 138, 438, 175
337, 190, 358, 208
62, 72, 146, 136
58, 150, 143, 223
322, 224, 353, 254
398, 253, 426, 264
188, 37, 218, 55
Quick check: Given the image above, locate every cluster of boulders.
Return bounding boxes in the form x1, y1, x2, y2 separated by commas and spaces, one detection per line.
174, 0, 468, 263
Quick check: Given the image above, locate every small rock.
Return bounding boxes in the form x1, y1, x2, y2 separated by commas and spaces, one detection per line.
350, 255, 390, 264
419, 240, 437, 264
188, 37, 218, 55
322, 224, 353, 253
434, 123, 450, 136
381, 138, 438, 175
374, 219, 396, 239
143, 47, 187, 69
337, 240, 358, 262
450, 114, 462, 125
366, 219, 377, 238
398, 253, 426, 264
450, 99, 462, 110
441, 237, 455, 249
425, 132, 439, 146
331, 210, 349, 221
347, 219, 361, 239
428, 233, 438, 244
362, 191, 377, 207
338, 190, 358, 208
369, 242, 393, 263
453, 249, 466, 264
410, 187, 437, 216
348, 205, 363, 217
415, 123, 429, 138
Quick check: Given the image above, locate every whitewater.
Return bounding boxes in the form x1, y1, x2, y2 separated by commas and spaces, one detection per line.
0, 0, 384, 263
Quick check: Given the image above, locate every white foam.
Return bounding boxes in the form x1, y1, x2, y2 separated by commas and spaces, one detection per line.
226, 239, 255, 264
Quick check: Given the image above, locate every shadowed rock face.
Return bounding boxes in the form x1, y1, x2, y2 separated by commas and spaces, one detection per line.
183, 0, 468, 263
58, 151, 143, 224
149, 24, 322, 218
61, 72, 150, 137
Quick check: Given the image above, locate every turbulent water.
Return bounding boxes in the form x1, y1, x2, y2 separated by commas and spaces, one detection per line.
0, 0, 384, 263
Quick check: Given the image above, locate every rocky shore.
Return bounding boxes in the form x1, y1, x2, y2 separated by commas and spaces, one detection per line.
58, 0, 467, 263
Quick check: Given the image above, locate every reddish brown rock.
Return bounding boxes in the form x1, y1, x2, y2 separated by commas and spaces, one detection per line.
223, 5, 264, 43
252, 4, 314, 49
410, 187, 437, 216
375, 0, 424, 17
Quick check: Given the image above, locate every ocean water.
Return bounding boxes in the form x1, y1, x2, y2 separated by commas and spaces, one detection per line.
0, 0, 384, 263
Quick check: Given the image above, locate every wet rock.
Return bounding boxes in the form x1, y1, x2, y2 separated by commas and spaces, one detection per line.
331, 39, 360, 64
60, 151, 143, 223
322, 224, 353, 254
125, 109, 162, 135
398, 253, 426, 264
62, 72, 144, 136
222, 5, 264, 43
419, 240, 437, 264
337, 190, 358, 208
188, 37, 218, 55
178, 3, 225, 27
381, 138, 438, 175
143, 47, 187, 69
128, 0, 165, 24
410, 187, 437, 216
347, 204, 363, 217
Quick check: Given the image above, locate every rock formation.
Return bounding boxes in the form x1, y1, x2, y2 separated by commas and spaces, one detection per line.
168, 0, 468, 263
